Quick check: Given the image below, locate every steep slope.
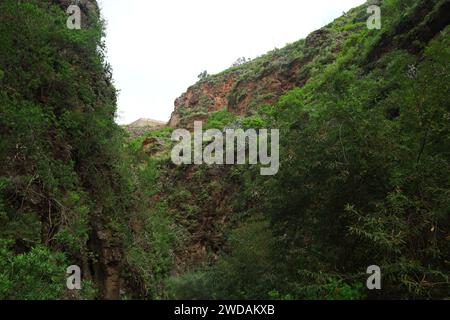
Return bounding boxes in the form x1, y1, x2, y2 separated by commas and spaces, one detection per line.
131, 0, 450, 300
1, 0, 448, 301
169, 0, 450, 129
168, 4, 365, 128
0, 0, 144, 299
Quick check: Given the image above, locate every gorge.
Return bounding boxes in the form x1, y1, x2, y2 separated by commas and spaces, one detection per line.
0, 0, 449, 300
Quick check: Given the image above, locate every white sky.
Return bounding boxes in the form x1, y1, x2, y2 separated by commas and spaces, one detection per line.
98, 0, 366, 124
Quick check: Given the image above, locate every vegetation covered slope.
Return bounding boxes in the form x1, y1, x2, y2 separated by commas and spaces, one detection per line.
0, 0, 448, 300
0, 0, 151, 299
131, 0, 450, 299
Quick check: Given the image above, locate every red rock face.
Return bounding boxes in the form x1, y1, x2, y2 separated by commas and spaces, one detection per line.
169, 73, 238, 128
168, 26, 347, 128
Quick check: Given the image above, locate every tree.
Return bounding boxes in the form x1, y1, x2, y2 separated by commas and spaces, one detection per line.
198, 70, 209, 80
232, 57, 250, 67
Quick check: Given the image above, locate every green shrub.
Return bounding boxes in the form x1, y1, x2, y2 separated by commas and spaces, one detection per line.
0, 241, 66, 300
241, 116, 267, 129
166, 218, 276, 299
204, 109, 236, 130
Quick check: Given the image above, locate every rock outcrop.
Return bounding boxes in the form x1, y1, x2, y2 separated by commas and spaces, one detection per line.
168, 0, 450, 130
168, 12, 354, 128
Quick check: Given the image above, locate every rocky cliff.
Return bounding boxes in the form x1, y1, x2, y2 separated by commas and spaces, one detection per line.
0, 0, 129, 300
169, 0, 450, 129
147, 0, 450, 300
168, 6, 363, 128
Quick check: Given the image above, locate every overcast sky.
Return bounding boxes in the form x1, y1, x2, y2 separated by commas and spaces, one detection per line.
98, 0, 366, 125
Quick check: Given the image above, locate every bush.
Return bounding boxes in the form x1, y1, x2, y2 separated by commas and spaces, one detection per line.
204, 109, 236, 130
0, 241, 66, 300
166, 218, 276, 299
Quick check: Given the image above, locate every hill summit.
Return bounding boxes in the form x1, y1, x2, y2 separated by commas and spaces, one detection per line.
124, 118, 167, 139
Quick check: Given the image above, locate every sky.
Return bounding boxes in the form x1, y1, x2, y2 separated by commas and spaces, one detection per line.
98, 0, 366, 125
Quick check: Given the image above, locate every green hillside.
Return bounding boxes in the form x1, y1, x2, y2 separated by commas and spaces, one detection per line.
1, 0, 449, 300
